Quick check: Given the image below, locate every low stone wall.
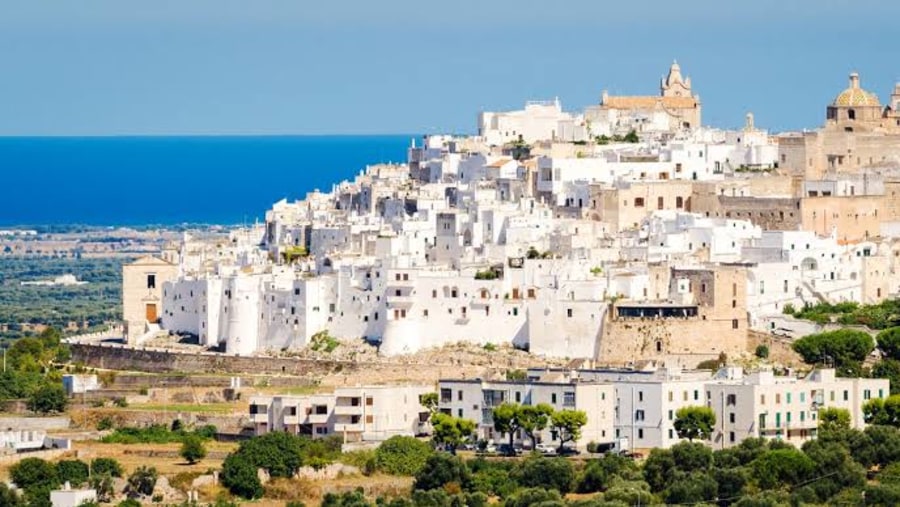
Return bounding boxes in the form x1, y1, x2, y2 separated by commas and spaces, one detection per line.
69, 343, 531, 387
0, 416, 70, 431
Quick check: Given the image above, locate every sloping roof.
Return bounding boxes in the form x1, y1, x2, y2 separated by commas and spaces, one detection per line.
127, 255, 174, 266
602, 95, 698, 110
486, 157, 513, 168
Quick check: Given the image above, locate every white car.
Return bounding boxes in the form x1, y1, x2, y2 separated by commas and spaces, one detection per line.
535, 443, 556, 454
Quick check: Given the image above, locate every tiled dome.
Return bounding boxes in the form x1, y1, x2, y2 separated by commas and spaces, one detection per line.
833, 72, 881, 107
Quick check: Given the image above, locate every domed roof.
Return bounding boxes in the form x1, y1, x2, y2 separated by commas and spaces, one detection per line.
833, 72, 881, 107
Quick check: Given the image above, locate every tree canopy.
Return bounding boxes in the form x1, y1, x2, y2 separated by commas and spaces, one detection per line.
673, 406, 716, 441
791, 329, 874, 375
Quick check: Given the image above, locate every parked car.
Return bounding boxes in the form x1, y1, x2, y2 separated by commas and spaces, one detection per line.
535, 443, 556, 455
497, 443, 523, 456
557, 446, 581, 456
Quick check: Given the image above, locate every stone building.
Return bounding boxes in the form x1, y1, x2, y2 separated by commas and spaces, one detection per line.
598, 264, 749, 366
586, 61, 702, 133
122, 255, 178, 344
779, 72, 900, 179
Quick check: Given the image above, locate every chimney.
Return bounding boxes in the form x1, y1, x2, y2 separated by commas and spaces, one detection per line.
850, 72, 860, 89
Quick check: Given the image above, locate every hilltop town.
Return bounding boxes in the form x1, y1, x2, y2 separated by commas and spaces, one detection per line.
8, 62, 900, 506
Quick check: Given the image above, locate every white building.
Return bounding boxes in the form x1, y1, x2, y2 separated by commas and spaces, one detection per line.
249, 385, 431, 443
437, 378, 615, 450
478, 99, 583, 145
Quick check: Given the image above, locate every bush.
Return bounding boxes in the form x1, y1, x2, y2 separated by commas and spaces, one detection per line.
126, 466, 158, 497
10, 457, 58, 491
413, 453, 471, 492
513, 456, 575, 494
56, 459, 89, 487
374, 436, 433, 476
220, 455, 264, 500
96, 417, 114, 431
180, 434, 208, 464
91, 458, 124, 478
755, 344, 770, 359
27, 383, 67, 414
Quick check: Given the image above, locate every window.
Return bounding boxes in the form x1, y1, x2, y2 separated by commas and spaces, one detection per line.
147, 274, 156, 289
676, 196, 684, 209
458, 409, 463, 417
567, 308, 573, 318
864, 390, 871, 400
787, 393, 792, 404
729, 431, 736, 443
634, 197, 645, 207
843, 390, 849, 401
669, 429, 674, 439
458, 390, 463, 401
635, 410, 645, 421
432, 290, 437, 298
668, 391, 673, 402
515, 392, 521, 403
668, 409, 673, 421
638, 428, 644, 439
563, 392, 575, 407
775, 393, 781, 404
657, 196, 664, 210
440, 388, 452, 403
366, 397, 373, 406
729, 413, 736, 423
366, 415, 374, 424
551, 393, 558, 404
638, 391, 644, 402
693, 390, 699, 401
732, 319, 739, 329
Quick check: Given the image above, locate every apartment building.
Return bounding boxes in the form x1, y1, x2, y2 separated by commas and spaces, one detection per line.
706, 368, 888, 449
249, 385, 431, 443
437, 378, 615, 450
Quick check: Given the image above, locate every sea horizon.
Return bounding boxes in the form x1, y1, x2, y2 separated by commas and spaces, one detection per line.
0, 134, 416, 226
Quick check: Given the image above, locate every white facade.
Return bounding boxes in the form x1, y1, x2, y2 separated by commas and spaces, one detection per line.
249, 385, 432, 443
437, 379, 615, 450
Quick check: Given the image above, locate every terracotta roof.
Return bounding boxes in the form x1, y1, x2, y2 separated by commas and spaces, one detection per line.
486, 158, 513, 168
602, 95, 698, 110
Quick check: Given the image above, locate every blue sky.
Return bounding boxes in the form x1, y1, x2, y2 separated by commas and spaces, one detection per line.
1, 0, 898, 135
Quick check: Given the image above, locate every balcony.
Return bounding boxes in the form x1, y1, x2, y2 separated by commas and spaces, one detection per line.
386, 295, 415, 308
333, 423, 364, 433
307, 412, 330, 424
249, 413, 268, 424
333, 404, 363, 416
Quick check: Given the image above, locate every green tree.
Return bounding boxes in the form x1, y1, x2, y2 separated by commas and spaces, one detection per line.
503, 487, 563, 507
875, 359, 900, 395
180, 434, 207, 464
220, 455, 263, 500
518, 403, 554, 449
663, 471, 718, 505
413, 453, 472, 492
374, 435, 433, 476
90, 473, 115, 503
55, 459, 89, 487
791, 329, 874, 375
864, 395, 900, 426
877, 327, 900, 361
90, 458, 123, 478
819, 407, 852, 432
125, 466, 158, 498
431, 412, 475, 454
755, 344, 770, 359
492, 403, 523, 455
9, 457, 58, 491
27, 383, 67, 414
550, 409, 587, 452
420, 392, 439, 415
673, 406, 716, 441
623, 130, 640, 143
643, 448, 676, 493
800, 439, 865, 503
513, 455, 575, 494
751, 448, 815, 490
0, 482, 23, 507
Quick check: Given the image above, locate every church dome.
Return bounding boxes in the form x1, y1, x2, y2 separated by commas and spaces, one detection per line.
833, 72, 881, 107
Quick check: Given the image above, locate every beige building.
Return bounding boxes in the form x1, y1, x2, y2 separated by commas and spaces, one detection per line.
249, 386, 431, 443
122, 255, 177, 343
590, 180, 694, 232
599, 264, 749, 366
707, 368, 888, 449
779, 72, 900, 180
591, 61, 702, 132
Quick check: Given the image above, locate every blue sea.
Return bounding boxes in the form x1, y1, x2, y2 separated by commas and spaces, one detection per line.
0, 135, 414, 226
